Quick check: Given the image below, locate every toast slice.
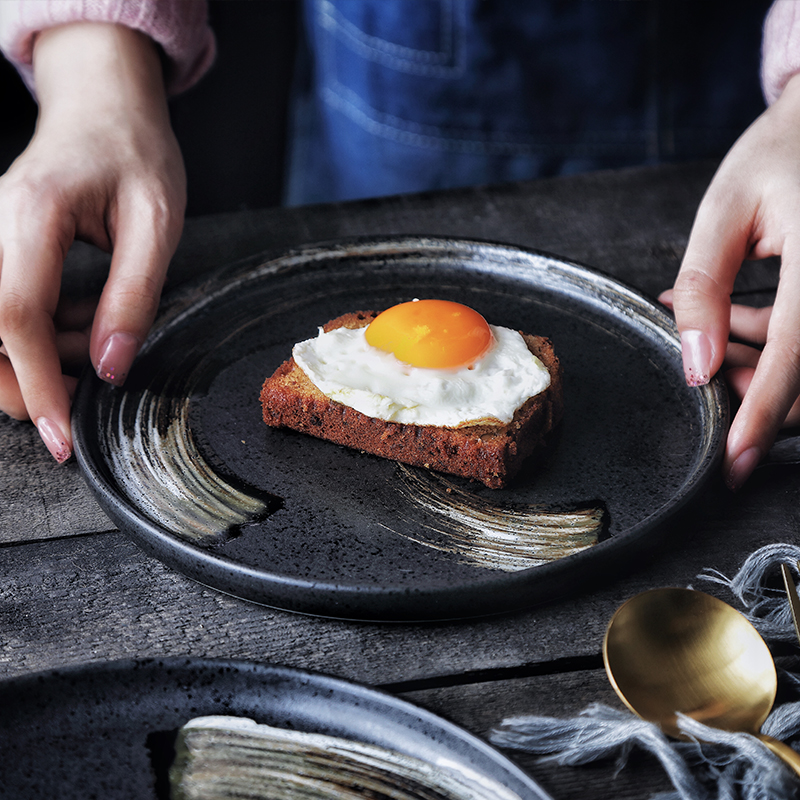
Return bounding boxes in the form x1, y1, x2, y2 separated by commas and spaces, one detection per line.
260, 311, 563, 488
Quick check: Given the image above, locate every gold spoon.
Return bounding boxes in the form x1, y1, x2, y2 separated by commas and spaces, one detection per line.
603, 587, 800, 777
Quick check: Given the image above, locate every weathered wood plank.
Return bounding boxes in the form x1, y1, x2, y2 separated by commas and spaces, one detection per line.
0, 422, 112, 544
1, 466, 797, 683
167, 162, 713, 298
62, 161, 717, 302
400, 670, 674, 800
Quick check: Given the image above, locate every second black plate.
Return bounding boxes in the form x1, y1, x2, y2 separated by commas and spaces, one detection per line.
0, 657, 550, 800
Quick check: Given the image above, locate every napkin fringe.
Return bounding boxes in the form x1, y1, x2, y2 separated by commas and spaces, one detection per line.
492, 704, 797, 800
492, 704, 708, 798
697, 542, 800, 642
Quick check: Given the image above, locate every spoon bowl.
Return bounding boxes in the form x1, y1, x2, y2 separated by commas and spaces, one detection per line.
603, 587, 800, 776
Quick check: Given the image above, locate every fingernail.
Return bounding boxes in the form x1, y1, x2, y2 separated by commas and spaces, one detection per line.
36, 417, 71, 464
96, 332, 139, 386
725, 446, 762, 492
681, 329, 714, 387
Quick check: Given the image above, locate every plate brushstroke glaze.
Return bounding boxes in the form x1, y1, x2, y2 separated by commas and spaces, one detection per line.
171, 715, 525, 800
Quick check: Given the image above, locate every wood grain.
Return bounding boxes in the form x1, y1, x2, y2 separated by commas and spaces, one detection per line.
400, 671, 674, 800
0, 162, 792, 800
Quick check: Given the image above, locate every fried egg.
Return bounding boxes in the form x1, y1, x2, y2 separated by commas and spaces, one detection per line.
292, 299, 551, 428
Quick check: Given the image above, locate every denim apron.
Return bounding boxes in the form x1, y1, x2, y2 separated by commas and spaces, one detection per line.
285, 0, 770, 205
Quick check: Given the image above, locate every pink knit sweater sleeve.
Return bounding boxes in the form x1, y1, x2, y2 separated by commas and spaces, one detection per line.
762, 0, 800, 105
0, 0, 215, 96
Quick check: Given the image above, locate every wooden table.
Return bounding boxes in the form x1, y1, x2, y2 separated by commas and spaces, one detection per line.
1, 160, 794, 800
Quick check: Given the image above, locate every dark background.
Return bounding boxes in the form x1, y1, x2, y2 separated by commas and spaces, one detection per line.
0, 0, 772, 219
0, 1, 299, 217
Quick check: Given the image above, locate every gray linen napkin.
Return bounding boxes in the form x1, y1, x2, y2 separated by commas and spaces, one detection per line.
491, 543, 800, 800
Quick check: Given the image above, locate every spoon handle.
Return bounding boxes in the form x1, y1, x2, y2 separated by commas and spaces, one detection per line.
781, 564, 800, 647
759, 734, 800, 779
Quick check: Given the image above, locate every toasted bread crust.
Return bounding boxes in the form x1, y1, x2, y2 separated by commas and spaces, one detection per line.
260, 311, 563, 488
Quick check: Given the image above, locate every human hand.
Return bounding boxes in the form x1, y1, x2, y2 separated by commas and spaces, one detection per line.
0, 22, 186, 462
660, 291, 800, 424
720, 304, 800, 428
661, 72, 800, 491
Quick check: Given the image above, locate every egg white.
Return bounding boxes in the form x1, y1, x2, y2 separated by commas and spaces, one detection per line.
292, 324, 550, 428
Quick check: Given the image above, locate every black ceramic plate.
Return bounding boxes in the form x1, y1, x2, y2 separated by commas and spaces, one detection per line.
72, 236, 728, 620
0, 657, 551, 800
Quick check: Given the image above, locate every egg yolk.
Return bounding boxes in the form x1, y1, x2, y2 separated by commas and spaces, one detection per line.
365, 299, 493, 369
